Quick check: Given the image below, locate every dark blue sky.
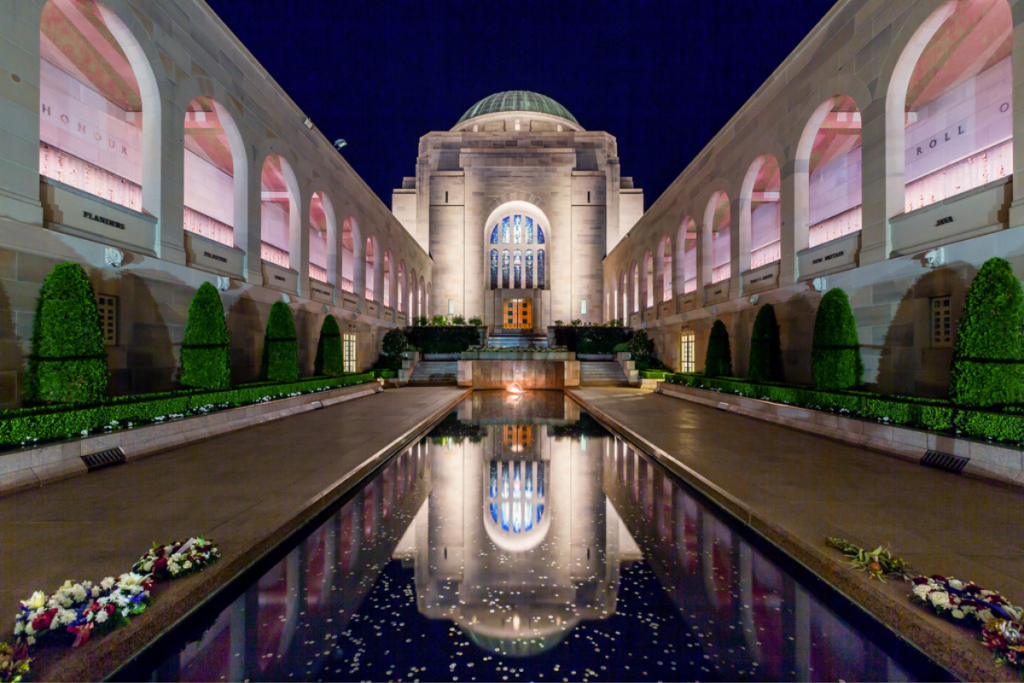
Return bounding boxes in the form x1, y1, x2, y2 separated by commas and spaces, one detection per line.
205, 0, 836, 209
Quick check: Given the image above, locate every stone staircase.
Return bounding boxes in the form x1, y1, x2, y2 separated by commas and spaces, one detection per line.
487, 329, 549, 349
579, 361, 629, 386
408, 361, 458, 385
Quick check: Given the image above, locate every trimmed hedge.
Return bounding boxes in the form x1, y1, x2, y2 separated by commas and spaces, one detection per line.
639, 369, 671, 380
811, 288, 862, 390
705, 320, 732, 377
749, 303, 782, 383
314, 315, 344, 377
950, 257, 1024, 408
26, 263, 108, 405
552, 326, 632, 354
405, 326, 480, 354
663, 372, 1024, 444
179, 282, 230, 390
0, 373, 374, 450
261, 302, 299, 382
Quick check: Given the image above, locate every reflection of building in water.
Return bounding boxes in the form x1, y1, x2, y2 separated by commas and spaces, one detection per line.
394, 392, 641, 657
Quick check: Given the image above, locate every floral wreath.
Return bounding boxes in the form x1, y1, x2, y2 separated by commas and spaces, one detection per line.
911, 575, 1023, 629
133, 537, 220, 580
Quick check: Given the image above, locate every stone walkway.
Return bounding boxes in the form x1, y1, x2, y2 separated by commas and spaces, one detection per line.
0, 386, 468, 680
568, 387, 1024, 681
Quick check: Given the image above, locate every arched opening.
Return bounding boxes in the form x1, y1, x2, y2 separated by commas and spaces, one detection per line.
398, 260, 406, 313
616, 269, 626, 322
410, 269, 419, 319
657, 235, 673, 303
485, 207, 549, 290
182, 96, 245, 248
676, 217, 698, 294
419, 276, 426, 317
260, 153, 300, 271
797, 96, 862, 249
703, 192, 731, 284
309, 192, 336, 284
341, 216, 359, 293
383, 250, 393, 308
740, 155, 781, 270
426, 282, 431, 317
893, 0, 1012, 214
38, 0, 158, 213
628, 260, 639, 314
365, 236, 378, 301
643, 250, 654, 309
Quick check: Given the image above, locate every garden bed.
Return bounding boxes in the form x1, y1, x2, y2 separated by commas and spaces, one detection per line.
0, 373, 375, 452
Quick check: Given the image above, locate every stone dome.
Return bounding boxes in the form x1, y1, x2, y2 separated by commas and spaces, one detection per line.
456, 91, 579, 127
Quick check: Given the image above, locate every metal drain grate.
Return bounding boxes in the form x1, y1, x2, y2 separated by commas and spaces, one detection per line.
920, 449, 969, 474
81, 447, 126, 471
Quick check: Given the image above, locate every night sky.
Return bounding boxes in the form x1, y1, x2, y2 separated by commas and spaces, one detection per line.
204, 0, 836, 210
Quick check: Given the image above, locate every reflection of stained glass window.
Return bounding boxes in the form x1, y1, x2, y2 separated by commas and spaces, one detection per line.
537, 225, 545, 244
513, 461, 521, 498
490, 250, 498, 289
490, 503, 499, 523
502, 250, 510, 288
525, 502, 533, 531
526, 217, 534, 244
538, 249, 546, 288
525, 250, 533, 289
512, 502, 522, 533
525, 462, 533, 498
501, 462, 509, 497
490, 461, 497, 497
537, 462, 545, 497
537, 503, 545, 523
513, 250, 522, 288
501, 217, 510, 243
490, 226, 499, 244
513, 215, 522, 244
501, 502, 510, 531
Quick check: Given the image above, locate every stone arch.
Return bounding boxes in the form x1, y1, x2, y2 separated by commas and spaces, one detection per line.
702, 190, 732, 287
739, 154, 782, 273
628, 260, 639, 314
365, 234, 381, 302
482, 200, 553, 291
258, 152, 302, 273
676, 216, 697, 294
656, 234, 673, 303
308, 191, 337, 285
340, 215, 362, 293
642, 249, 654, 309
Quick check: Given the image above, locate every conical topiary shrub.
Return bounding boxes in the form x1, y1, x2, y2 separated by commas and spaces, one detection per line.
811, 288, 862, 391
179, 282, 230, 390
951, 257, 1024, 407
704, 320, 732, 377
749, 303, 783, 383
260, 301, 299, 382
314, 314, 344, 377
377, 328, 409, 371
26, 262, 109, 405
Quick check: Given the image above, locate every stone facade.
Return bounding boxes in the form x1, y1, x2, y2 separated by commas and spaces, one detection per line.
395, 99, 642, 330
604, 0, 1024, 398
0, 0, 431, 408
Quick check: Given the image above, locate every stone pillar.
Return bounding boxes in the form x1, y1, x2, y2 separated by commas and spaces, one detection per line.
730, 195, 745, 293
779, 159, 802, 285
156, 90, 185, 265
245, 153, 264, 286
1009, 2, 1024, 228
294, 191, 310, 298
353, 226, 365, 311
860, 97, 890, 266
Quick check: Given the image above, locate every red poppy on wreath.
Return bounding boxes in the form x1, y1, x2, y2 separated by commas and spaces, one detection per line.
153, 557, 168, 576
32, 609, 57, 631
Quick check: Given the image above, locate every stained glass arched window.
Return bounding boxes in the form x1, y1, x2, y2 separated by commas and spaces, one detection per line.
538, 249, 546, 288
502, 250, 510, 288
501, 217, 510, 244
537, 225, 545, 244
490, 249, 498, 289
525, 250, 534, 288
513, 250, 522, 288
526, 217, 534, 244
490, 226, 499, 244
513, 215, 522, 244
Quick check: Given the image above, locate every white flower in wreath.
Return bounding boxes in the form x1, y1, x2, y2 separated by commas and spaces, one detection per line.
948, 579, 964, 590
100, 577, 115, 591
168, 561, 180, 575
56, 608, 77, 626
912, 585, 931, 599
26, 636, 35, 646
928, 591, 950, 607
13, 622, 23, 636
183, 560, 193, 570
951, 608, 965, 620
23, 591, 47, 610
142, 560, 154, 572
978, 608, 994, 623
70, 584, 88, 602
94, 610, 108, 624
23, 623, 34, 636
118, 572, 147, 593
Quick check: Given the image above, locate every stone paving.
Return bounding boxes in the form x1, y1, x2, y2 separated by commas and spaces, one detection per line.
0, 386, 468, 680
568, 387, 1024, 681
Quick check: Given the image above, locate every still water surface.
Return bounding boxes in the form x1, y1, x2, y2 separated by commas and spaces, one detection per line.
137, 391, 945, 681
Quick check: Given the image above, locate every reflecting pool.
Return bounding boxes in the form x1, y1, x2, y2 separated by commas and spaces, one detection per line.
134, 391, 947, 681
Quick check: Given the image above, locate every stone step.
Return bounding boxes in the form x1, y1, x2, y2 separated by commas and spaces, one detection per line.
409, 361, 459, 385
579, 362, 629, 386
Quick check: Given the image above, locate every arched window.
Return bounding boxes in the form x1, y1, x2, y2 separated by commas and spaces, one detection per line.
704, 192, 731, 284
657, 235, 673, 302
260, 154, 299, 271
182, 97, 243, 248
365, 236, 377, 300
341, 216, 359, 293
538, 250, 546, 288
488, 212, 549, 289
309, 192, 335, 284
383, 251, 392, 307
741, 155, 781, 270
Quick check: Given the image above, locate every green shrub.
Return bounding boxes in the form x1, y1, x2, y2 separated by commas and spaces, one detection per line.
26, 262, 108, 405
260, 301, 299, 382
430, 315, 448, 327
811, 288, 862, 390
378, 328, 410, 370
179, 282, 230, 390
405, 326, 480, 354
451, 315, 466, 326
0, 373, 374, 449
749, 303, 782, 383
468, 316, 483, 326
314, 314, 344, 377
627, 329, 659, 370
555, 326, 632, 353
373, 368, 397, 379
950, 257, 1024, 407
611, 341, 630, 353
639, 369, 670, 380
704, 320, 732, 377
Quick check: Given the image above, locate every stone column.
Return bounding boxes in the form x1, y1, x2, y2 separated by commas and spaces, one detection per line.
1009, 2, 1024, 228
244, 153, 264, 286
730, 195, 745, 293
779, 159, 802, 286
860, 97, 890, 266
294, 192, 310, 298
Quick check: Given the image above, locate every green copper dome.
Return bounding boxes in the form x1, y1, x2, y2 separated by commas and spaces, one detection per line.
457, 91, 579, 126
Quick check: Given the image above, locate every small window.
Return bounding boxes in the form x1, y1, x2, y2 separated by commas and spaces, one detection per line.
472, 124, 479, 132
580, 299, 587, 316
514, 119, 521, 131
931, 296, 953, 347
448, 299, 455, 315
587, 191, 591, 204
343, 333, 357, 373
445, 191, 448, 203
97, 294, 118, 346
679, 331, 695, 372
